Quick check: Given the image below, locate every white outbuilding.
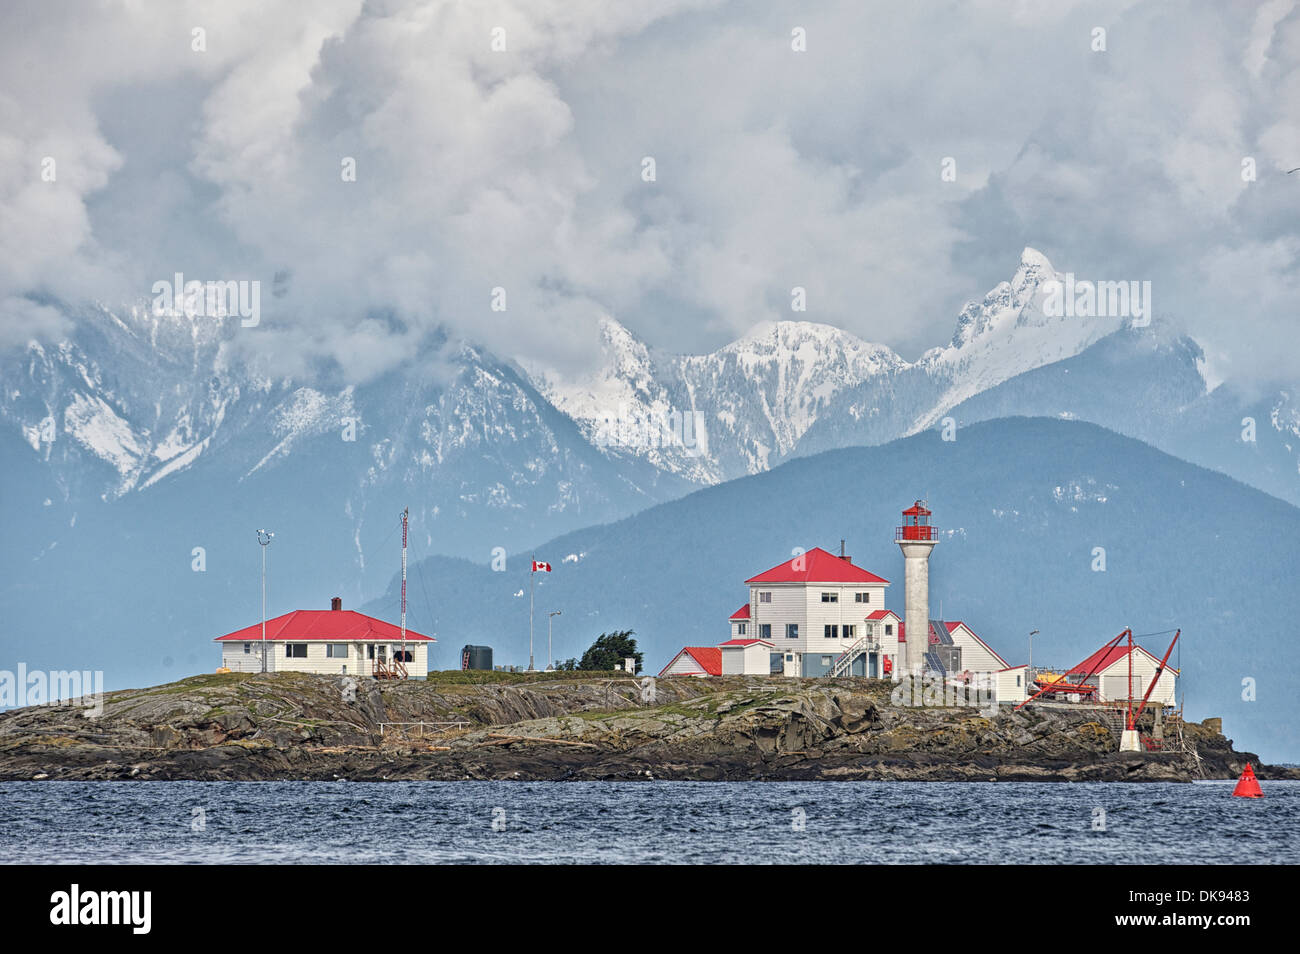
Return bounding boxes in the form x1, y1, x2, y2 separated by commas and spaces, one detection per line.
1066, 642, 1178, 706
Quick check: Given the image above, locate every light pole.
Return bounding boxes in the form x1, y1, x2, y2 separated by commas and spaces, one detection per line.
257, 529, 274, 673
548, 610, 561, 671
1028, 629, 1040, 673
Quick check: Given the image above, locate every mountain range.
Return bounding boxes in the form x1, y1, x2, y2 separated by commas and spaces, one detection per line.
2, 249, 1297, 758
5, 248, 1296, 570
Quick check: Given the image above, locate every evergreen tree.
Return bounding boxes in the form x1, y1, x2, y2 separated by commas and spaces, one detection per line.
578, 630, 642, 673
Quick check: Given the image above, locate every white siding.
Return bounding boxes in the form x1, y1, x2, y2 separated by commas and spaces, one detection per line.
662, 651, 709, 676
750, 582, 890, 659
721, 642, 773, 675
947, 624, 1006, 673
1098, 656, 1176, 705
220, 641, 429, 677
997, 666, 1029, 703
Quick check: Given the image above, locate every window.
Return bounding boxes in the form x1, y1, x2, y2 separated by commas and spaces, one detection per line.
821, 592, 838, 603
824, 625, 838, 639
759, 592, 772, 603
885, 624, 893, 636
843, 625, 856, 639
326, 644, 348, 658
821, 656, 833, 666
285, 644, 307, 659
394, 649, 414, 663
367, 644, 375, 659
785, 654, 794, 662
243, 643, 251, 654
737, 622, 747, 635
1016, 675, 1022, 687
759, 624, 772, 639
785, 623, 799, 639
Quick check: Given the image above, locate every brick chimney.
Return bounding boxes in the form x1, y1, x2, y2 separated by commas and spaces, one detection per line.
330, 596, 342, 611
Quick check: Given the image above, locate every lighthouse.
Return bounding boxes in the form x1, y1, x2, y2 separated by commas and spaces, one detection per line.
896, 501, 938, 675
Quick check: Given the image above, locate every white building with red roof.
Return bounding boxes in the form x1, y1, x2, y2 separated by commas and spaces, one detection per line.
215, 596, 435, 677
718, 638, 777, 675
735, 545, 893, 677
1065, 641, 1177, 706
657, 502, 1022, 686
658, 646, 723, 677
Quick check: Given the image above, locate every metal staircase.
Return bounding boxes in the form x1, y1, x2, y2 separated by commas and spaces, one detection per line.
829, 637, 877, 677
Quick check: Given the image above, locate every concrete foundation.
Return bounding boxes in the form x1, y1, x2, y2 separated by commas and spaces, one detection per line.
1120, 729, 1141, 752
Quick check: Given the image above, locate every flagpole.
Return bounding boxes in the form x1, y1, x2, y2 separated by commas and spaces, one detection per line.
529, 553, 536, 672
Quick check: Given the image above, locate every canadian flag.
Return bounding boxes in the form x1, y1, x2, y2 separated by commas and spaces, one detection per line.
531, 560, 551, 573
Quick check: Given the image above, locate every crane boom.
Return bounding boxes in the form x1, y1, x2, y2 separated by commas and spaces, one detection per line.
1132, 629, 1179, 723
1014, 629, 1130, 711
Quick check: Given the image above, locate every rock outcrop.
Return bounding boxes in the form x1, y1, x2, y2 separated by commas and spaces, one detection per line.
0, 672, 1287, 782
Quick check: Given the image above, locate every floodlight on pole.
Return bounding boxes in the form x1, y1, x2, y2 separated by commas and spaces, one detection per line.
1028, 629, 1040, 673
257, 529, 274, 674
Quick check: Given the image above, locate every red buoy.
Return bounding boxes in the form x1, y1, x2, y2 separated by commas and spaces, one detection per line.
1232, 763, 1263, 798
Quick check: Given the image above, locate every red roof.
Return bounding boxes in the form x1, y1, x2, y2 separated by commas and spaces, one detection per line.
658, 647, 723, 677
901, 500, 931, 516
746, 547, 889, 585
729, 604, 751, 621
1067, 642, 1173, 677
718, 639, 773, 647
214, 609, 434, 642
865, 609, 899, 621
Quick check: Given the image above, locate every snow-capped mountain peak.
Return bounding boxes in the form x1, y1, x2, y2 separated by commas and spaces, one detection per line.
527, 316, 905, 482
913, 247, 1126, 429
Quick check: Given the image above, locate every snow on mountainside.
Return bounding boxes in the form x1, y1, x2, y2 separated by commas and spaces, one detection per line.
0, 302, 695, 580
527, 248, 1130, 482
910, 248, 1125, 430
1, 304, 250, 499
4, 247, 1296, 543
526, 317, 905, 482
680, 321, 905, 467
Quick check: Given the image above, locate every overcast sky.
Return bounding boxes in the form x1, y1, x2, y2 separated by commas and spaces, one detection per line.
2, 0, 1297, 387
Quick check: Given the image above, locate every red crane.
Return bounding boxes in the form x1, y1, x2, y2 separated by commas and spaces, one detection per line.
1016, 628, 1181, 750
1015, 628, 1129, 711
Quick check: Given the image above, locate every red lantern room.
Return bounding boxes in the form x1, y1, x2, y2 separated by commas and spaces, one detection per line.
896, 500, 936, 541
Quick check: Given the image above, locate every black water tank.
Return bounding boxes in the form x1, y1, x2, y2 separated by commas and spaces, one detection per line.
461, 645, 493, 671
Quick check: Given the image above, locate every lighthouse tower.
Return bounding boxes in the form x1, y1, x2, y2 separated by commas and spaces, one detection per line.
896, 501, 938, 675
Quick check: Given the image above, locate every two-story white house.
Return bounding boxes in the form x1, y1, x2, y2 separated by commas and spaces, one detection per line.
658, 529, 1021, 687
738, 546, 892, 677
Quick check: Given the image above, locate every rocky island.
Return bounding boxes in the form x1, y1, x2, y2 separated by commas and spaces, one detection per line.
0, 671, 1287, 782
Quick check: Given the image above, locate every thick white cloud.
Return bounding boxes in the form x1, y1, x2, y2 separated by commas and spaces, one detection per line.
0, 0, 1296, 386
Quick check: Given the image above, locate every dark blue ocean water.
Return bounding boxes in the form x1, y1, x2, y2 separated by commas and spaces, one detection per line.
0, 780, 1295, 864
